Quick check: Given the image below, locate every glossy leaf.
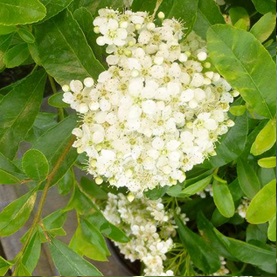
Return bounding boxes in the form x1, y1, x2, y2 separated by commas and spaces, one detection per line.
175, 216, 221, 274
214, 228, 276, 273
159, 0, 199, 34
0, 34, 13, 70
3, 43, 30, 68
204, 114, 248, 168
131, 0, 156, 13
0, 70, 46, 159
246, 179, 276, 224
229, 105, 246, 116
237, 158, 261, 198
57, 169, 74, 195
0, 256, 12, 276
0, 169, 21, 184
48, 92, 69, 108
70, 217, 110, 261
0, 0, 46, 26
73, 7, 107, 66
197, 212, 234, 259
22, 149, 49, 181
207, 24, 275, 119
0, 25, 16, 35
17, 27, 35, 44
48, 238, 102, 276
250, 12, 275, 43
21, 232, 41, 273
86, 212, 130, 243
181, 175, 212, 196
31, 10, 105, 85
15, 263, 31, 276
33, 115, 78, 185
0, 190, 37, 236
267, 215, 276, 241
229, 7, 250, 30
250, 118, 276, 156
0, 152, 24, 183
258, 156, 276, 168
246, 224, 267, 244
193, 0, 224, 38
80, 177, 107, 200
43, 209, 67, 230
251, 0, 276, 14
40, 0, 74, 21
212, 180, 235, 218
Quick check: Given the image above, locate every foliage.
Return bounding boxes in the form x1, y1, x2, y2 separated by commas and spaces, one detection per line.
0, 0, 275, 276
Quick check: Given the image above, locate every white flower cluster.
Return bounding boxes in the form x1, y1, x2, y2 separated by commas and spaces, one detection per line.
63, 8, 236, 194
237, 197, 250, 218
103, 192, 187, 276
212, 256, 229, 276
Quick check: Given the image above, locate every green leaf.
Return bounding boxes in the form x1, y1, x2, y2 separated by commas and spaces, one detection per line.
267, 215, 276, 241
86, 212, 130, 243
237, 158, 261, 198
204, 114, 248, 168
159, 0, 199, 34
48, 92, 69, 108
0, 256, 12, 276
0, 25, 16, 35
212, 180, 235, 218
3, 43, 30, 68
251, 0, 276, 14
0, 152, 24, 182
181, 175, 212, 196
258, 156, 276, 168
33, 115, 78, 185
69, 224, 108, 261
197, 212, 234, 259
0, 0, 46, 26
0, 190, 37, 236
246, 224, 268, 244
57, 169, 74, 195
48, 238, 102, 276
27, 112, 58, 142
0, 33, 13, 70
40, 210, 67, 241
229, 7, 250, 30
31, 10, 105, 85
250, 12, 275, 43
66, 185, 96, 215
22, 149, 49, 181
0, 169, 21, 184
193, 0, 224, 38
17, 27, 35, 44
0, 70, 46, 159
144, 185, 168, 200
229, 105, 246, 116
175, 215, 221, 274
250, 118, 276, 156
214, 228, 276, 273
40, 0, 74, 21
80, 177, 107, 200
21, 231, 41, 273
73, 7, 107, 66
246, 179, 276, 224
207, 24, 276, 119
131, 0, 156, 13
15, 263, 31, 276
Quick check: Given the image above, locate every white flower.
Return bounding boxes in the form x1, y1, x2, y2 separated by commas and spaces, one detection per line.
63, 9, 237, 195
